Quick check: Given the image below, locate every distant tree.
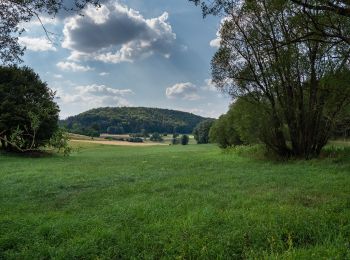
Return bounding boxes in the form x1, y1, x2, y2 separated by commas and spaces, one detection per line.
150, 132, 163, 142
107, 126, 124, 134
141, 129, 149, 137
0, 66, 59, 152
193, 120, 215, 144
181, 135, 189, 145
209, 115, 242, 148
171, 137, 179, 145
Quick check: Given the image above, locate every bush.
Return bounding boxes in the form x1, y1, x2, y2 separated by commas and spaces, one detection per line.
171, 137, 179, 145
181, 135, 189, 145
49, 128, 72, 156
193, 120, 215, 144
0, 66, 59, 152
127, 137, 143, 143
150, 132, 163, 142
209, 114, 242, 148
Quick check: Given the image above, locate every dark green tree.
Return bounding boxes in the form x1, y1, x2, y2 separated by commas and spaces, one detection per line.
150, 132, 163, 142
0, 66, 59, 151
181, 135, 189, 145
209, 112, 243, 148
193, 120, 215, 144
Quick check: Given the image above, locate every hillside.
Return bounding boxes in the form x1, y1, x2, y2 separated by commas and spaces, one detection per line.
61, 107, 212, 136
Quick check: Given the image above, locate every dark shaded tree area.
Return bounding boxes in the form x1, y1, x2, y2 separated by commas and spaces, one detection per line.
61, 107, 211, 136
191, 0, 350, 159
0, 66, 59, 151
193, 119, 215, 144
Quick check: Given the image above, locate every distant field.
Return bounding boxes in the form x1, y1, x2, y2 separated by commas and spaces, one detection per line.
81, 133, 197, 145
0, 142, 349, 258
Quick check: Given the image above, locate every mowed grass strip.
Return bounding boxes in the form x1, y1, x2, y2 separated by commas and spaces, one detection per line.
0, 143, 350, 259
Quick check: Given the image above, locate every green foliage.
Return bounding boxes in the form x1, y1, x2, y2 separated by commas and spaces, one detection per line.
0, 66, 59, 152
49, 128, 72, 156
106, 126, 125, 135
180, 134, 189, 145
193, 119, 215, 144
208, 1, 350, 158
127, 137, 143, 143
0, 143, 349, 258
150, 132, 163, 142
62, 107, 210, 136
171, 137, 179, 145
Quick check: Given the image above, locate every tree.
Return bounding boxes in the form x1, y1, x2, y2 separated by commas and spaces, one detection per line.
1, 0, 100, 64
193, 120, 215, 144
181, 135, 189, 145
0, 66, 59, 152
209, 109, 243, 148
192, 0, 350, 158
150, 132, 163, 142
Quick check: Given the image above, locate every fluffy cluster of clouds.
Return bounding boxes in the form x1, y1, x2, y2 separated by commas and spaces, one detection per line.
56, 61, 93, 72
166, 82, 200, 101
62, 1, 176, 63
166, 79, 218, 101
210, 17, 230, 48
56, 84, 133, 108
18, 36, 57, 52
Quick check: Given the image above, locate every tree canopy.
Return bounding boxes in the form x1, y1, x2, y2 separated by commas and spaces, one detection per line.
192, 0, 350, 158
61, 107, 211, 136
0, 66, 59, 151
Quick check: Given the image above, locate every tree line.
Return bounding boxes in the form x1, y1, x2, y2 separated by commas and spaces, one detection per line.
61, 107, 209, 136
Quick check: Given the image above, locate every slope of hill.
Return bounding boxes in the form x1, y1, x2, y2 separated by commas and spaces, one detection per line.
61, 107, 212, 136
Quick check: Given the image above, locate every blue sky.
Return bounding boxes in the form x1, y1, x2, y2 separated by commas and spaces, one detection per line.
20, 0, 231, 119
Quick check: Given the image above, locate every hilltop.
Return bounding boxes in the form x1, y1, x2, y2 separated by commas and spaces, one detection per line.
61, 107, 212, 136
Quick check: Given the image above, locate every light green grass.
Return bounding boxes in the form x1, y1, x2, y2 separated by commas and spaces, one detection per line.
0, 143, 350, 259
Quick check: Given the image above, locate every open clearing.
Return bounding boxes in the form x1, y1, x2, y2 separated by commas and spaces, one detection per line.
0, 142, 350, 258
71, 139, 167, 146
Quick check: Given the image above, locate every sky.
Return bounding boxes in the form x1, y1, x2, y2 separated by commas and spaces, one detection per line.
19, 0, 231, 119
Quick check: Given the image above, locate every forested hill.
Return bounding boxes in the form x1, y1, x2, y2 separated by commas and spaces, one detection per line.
61, 107, 211, 136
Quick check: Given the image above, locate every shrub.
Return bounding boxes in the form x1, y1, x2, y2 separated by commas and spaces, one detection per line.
150, 132, 163, 142
171, 137, 179, 145
127, 137, 143, 143
181, 135, 189, 145
193, 120, 215, 144
209, 114, 242, 148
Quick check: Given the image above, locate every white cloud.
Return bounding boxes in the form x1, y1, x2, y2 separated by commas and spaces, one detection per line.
210, 17, 230, 48
53, 74, 63, 79
209, 38, 220, 48
75, 84, 134, 96
56, 61, 93, 72
201, 79, 217, 92
166, 82, 200, 101
18, 36, 57, 52
55, 84, 133, 110
99, 72, 110, 76
62, 1, 176, 63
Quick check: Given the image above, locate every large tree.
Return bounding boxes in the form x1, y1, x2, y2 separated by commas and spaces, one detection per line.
0, 66, 59, 151
0, 0, 100, 64
191, 0, 350, 158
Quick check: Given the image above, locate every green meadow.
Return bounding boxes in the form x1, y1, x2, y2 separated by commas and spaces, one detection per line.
1, 142, 350, 259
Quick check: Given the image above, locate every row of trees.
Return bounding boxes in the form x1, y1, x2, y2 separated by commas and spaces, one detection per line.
190, 0, 350, 159
63, 107, 208, 136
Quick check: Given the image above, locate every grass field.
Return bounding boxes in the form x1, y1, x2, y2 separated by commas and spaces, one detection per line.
1, 142, 350, 259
